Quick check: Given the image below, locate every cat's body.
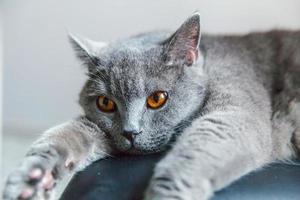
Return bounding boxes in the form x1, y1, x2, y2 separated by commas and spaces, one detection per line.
3, 14, 300, 200
200, 30, 300, 161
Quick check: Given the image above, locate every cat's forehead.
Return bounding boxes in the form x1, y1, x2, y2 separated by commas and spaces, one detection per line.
105, 43, 168, 76
98, 47, 178, 98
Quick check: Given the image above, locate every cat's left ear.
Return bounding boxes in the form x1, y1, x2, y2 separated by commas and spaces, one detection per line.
163, 13, 201, 67
68, 33, 107, 68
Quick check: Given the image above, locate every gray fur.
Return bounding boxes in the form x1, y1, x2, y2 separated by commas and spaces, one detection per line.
3, 13, 300, 200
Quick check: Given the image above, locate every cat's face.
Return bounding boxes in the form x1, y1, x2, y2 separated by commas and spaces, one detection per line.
71, 14, 207, 154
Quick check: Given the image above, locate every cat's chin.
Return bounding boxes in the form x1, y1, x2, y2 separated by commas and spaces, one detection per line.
113, 144, 168, 155
114, 149, 163, 156
128, 148, 164, 155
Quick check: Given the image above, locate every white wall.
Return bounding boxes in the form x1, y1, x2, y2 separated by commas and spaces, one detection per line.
0, 2, 4, 190
2, 0, 300, 134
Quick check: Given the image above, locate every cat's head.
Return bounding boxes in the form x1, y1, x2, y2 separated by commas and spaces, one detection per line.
70, 13, 207, 154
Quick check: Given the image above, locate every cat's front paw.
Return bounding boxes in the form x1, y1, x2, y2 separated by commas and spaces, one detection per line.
3, 156, 56, 200
144, 164, 212, 200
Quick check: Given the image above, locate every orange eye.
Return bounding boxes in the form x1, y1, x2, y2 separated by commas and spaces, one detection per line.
96, 95, 116, 112
147, 91, 168, 109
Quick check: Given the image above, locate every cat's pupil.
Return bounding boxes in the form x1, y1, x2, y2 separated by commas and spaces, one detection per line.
103, 97, 109, 105
153, 94, 159, 102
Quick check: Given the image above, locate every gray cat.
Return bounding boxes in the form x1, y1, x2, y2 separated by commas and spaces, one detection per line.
3, 13, 300, 200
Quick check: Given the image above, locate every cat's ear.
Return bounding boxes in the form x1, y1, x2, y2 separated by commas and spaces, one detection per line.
163, 13, 201, 67
68, 33, 107, 67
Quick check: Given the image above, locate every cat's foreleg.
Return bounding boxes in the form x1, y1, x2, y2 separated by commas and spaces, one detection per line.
3, 116, 111, 200
145, 108, 274, 200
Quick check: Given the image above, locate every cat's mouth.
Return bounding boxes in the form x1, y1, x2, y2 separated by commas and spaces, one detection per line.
106, 128, 173, 154
112, 136, 171, 155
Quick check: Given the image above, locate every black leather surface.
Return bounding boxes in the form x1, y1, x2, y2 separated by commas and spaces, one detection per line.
60, 154, 300, 200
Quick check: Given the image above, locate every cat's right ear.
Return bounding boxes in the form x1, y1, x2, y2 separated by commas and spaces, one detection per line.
68, 33, 107, 69
162, 13, 201, 67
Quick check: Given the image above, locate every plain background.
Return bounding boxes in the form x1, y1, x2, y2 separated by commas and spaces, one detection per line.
3, 0, 300, 133
1, 0, 300, 195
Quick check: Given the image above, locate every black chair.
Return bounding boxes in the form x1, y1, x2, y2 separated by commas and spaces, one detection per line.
61, 153, 300, 200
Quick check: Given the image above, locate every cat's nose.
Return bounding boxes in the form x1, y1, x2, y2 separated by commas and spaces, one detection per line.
122, 130, 142, 143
